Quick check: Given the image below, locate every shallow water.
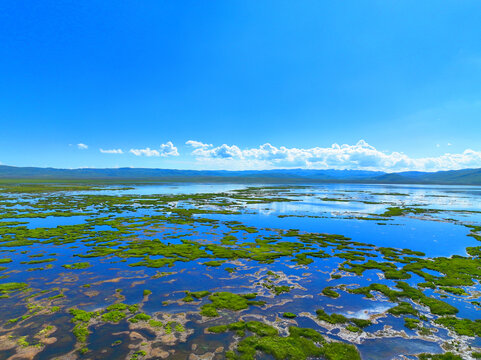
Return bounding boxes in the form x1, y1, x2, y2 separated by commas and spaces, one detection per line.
0, 183, 480, 360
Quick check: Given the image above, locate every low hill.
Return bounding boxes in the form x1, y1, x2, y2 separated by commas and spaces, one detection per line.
0, 165, 480, 185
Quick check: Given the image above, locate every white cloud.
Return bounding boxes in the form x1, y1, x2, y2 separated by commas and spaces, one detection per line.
129, 142, 179, 157
130, 148, 160, 157
100, 148, 123, 154
159, 141, 179, 157
186, 140, 212, 149
186, 139, 481, 172
77, 143, 88, 150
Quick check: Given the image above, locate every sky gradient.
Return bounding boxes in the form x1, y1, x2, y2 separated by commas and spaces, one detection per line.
1, 1, 481, 171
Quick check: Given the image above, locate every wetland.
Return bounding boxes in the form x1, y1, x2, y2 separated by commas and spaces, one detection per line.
0, 182, 480, 359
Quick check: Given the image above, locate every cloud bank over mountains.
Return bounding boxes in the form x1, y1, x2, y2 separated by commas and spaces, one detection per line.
90, 140, 481, 172
185, 140, 481, 172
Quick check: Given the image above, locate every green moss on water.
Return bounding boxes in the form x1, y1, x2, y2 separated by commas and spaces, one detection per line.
417, 353, 463, 360
105, 303, 127, 311
273, 285, 291, 295
69, 308, 98, 322
388, 302, 418, 316
350, 318, 371, 328
17, 336, 30, 347
214, 321, 360, 360
321, 287, 340, 298
73, 323, 89, 342
466, 246, 481, 257
149, 319, 163, 328
191, 290, 211, 298
404, 317, 420, 329
200, 292, 264, 317
346, 325, 361, 332
182, 293, 194, 302
130, 349, 147, 360
129, 313, 151, 323
221, 235, 237, 245
21, 258, 57, 265
316, 309, 371, 330
49, 292, 65, 300
101, 310, 126, 323
316, 309, 347, 324
183, 290, 210, 302
435, 316, 481, 337
439, 286, 468, 296
349, 282, 458, 316
0, 282, 28, 295
380, 207, 435, 218
63, 262, 91, 270
203, 260, 226, 267
282, 312, 297, 319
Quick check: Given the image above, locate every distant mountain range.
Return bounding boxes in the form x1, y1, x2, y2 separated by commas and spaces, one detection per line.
1, 165, 481, 185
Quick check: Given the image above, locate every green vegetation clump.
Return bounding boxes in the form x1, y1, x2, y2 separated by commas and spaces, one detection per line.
149, 319, 163, 328
69, 308, 98, 323
200, 292, 264, 317
316, 309, 347, 324
203, 260, 225, 267
17, 336, 30, 347
21, 258, 56, 265
321, 286, 340, 298
388, 302, 418, 316
210, 321, 360, 360
183, 290, 210, 302
130, 350, 147, 360
350, 318, 371, 328
182, 293, 194, 302
273, 285, 291, 295
0, 282, 28, 295
404, 317, 420, 329
417, 353, 463, 360
346, 325, 361, 332
221, 235, 237, 245
380, 207, 435, 217
73, 323, 89, 342
129, 313, 151, 323
105, 303, 128, 311
316, 309, 371, 330
439, 287, 467, 296
63, 262, 91, 270
435, 316, 481, 337
349, 282, 458, 316
102, 310, 127, 323
190, 290, 211, 298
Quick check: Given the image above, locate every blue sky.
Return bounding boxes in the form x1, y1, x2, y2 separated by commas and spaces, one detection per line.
1, 1, 481, 171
